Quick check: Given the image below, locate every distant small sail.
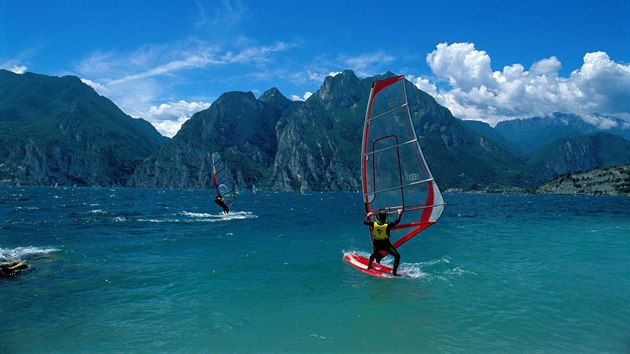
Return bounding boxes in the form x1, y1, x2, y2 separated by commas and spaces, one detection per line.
211, 152, 237, 209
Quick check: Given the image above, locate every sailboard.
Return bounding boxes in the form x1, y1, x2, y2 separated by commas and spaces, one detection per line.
344, 253, 396, 278
211, 152, 237, 211
344, 75, 446, 276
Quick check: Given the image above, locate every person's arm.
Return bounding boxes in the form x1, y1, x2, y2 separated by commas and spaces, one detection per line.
388, 209, 403, 228
363, 211, 373, 225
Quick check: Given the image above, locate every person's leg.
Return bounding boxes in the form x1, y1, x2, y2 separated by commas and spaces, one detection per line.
367, 252, 376, 269
388, 246, 400, 275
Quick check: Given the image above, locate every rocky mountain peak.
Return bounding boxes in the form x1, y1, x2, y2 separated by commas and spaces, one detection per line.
259, 87, 292, 111
316, 70, 364, 109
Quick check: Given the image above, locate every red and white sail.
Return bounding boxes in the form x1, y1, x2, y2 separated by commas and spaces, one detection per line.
361, 75, 445, 249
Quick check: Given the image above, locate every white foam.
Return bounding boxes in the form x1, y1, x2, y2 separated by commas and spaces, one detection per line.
181, 211, 215, 218
180, 211, 258, 222
398, 265, 427, 278
0, 246, 58, 262
343, 250, 447, 279
88, 209, 110, 215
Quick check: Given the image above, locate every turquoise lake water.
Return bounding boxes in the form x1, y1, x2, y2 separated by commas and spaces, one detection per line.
1, 186, 629, 353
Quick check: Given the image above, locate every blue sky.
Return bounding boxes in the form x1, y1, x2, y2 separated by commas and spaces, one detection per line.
2, 0, 629, 137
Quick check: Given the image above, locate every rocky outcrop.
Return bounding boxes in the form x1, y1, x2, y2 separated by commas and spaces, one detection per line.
536, 164, 630, 195
0, 260, 28, 277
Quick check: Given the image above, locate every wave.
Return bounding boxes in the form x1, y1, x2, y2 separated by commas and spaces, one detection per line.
64, 210, 258, 224
14, 206, 40, 211
88, 209, 110, 215
0, 246, 58, 262
179, 211, 258, 222
115, 211, 258, 223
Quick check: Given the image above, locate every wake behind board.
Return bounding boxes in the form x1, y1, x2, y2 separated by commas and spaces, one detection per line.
344, 253, 397, 278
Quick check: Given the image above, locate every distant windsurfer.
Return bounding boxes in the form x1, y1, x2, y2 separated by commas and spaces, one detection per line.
364, 209, 403, 276
214, 195, 230, 214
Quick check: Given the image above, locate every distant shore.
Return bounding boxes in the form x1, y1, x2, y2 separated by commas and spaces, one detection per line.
4, 164, 630, 198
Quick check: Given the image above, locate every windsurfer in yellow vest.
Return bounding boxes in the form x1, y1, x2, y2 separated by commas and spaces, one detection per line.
364, 209, 403, 276
214, 195, 230, 214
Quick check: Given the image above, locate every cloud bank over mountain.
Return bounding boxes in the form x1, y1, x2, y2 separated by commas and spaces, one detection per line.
413, 42, 630, 126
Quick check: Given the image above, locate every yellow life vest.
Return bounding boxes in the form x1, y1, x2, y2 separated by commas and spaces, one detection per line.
372, 222, 389, 240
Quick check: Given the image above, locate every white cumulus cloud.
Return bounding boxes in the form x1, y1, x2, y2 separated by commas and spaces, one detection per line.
139, 100, 211, 138
80, 78, 109, 95
568, 51, 630, 114
419, 42, 630, 126
9, 65, 27, 74
0, 60, 28, 74
291, 91, 313, 101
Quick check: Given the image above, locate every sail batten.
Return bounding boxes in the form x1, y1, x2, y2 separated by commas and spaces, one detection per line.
367, 177, 435, 196
364, 138, 418, 156
361, 75, 445, 250
368, 102, 408, 121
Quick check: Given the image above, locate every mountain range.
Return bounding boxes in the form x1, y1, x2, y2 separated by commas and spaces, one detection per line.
0, 70, 167, 186
2, 68, 630, 192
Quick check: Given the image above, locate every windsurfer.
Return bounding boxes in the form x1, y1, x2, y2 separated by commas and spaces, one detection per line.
214, 195, 230, 214
364, 209, 403, 275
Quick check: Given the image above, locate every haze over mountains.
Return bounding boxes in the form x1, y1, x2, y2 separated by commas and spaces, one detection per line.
1, 69, 629, 192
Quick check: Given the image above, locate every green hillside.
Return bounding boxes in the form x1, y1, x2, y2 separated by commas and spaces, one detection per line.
0, 69, 167, 186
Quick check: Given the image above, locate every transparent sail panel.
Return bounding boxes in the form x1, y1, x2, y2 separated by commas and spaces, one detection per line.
212, 152, 237, 208
361, 76, 445, 247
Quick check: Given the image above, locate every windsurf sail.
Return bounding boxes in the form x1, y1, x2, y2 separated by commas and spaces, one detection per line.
211, 152, 237, 209
362, 75, 445, 250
